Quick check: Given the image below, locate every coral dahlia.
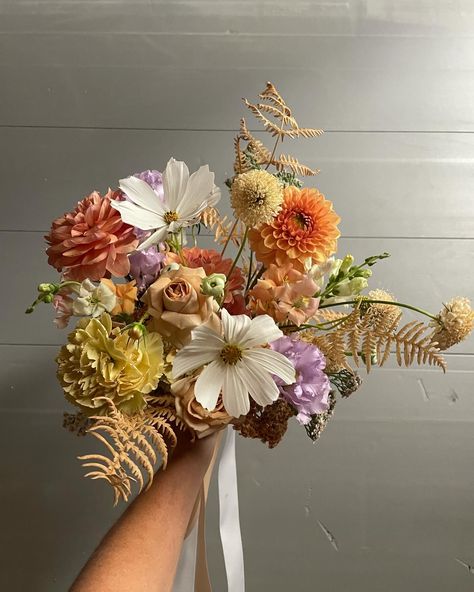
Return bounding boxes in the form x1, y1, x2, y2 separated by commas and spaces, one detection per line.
248, 186, 340, 271
45, 190, 138, 282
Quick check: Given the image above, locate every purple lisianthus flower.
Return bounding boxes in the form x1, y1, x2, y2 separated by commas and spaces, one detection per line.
270, 336, 331, 425
129, 245, 166, 291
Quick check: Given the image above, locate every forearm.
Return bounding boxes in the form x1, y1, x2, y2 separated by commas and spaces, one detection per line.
71, 433, 218, 592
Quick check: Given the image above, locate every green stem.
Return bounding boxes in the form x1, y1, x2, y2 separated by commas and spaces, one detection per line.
245, 249, 254, 292
319, 299, 438, 321
226, 227, 249, 282
220, 219, 239, 257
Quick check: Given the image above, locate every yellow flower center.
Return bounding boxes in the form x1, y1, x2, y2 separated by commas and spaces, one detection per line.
164, 211, 179, 224
220, 344, 243, 365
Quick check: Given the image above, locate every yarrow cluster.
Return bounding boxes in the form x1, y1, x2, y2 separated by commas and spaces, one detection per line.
27, 81, 473, 505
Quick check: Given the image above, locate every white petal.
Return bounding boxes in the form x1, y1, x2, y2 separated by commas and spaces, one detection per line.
221, 309, 252, 344
244, 347, 296, 385
119, 176, 166, 215
176, 165, 215, 219
221, 365, 250, 418
163, 158, 189, 209
238, 357, 280, 407
111, 199, 164, 230
172, 329, 223, 378
137, 226, 169, 250
240, 314, 283, 349
189, 324, 225, 349
194, 361, 226, 411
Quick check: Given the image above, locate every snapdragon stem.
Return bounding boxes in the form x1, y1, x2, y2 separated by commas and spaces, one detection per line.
319, 299, 438, 321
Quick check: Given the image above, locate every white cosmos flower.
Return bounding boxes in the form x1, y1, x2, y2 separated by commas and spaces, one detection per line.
111, 158, 220, 251
72, 279, 116, 317
172, 309, 296, 418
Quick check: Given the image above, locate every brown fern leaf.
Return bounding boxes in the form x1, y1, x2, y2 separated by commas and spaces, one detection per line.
258, 82, 289, 113
273, 154, 319, 176
79, 397, 177, 505
238, 118, 273, 164
390, 321, 446, 371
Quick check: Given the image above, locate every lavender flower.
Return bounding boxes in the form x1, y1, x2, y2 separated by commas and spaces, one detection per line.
129, 245, 166, 291
270, 336, 330, 425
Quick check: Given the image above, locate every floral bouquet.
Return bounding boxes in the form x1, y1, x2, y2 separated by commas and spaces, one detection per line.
27, 83, 474, 506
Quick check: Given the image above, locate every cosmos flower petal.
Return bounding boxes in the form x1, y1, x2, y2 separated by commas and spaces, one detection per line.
119, 176, 166, 215
173, 345, 218, 379
237, 358, 280, 407
239, 314, 283, 349
163, 158, 190, 209
188, 325, 225, 351
221, 364, 250, 417
194, 360, 226, 411
245, 347, 295, 385
111, 199, 164, 230
177, 165, 217, 219
136, 226, 169, 251
220, 309, 252, 344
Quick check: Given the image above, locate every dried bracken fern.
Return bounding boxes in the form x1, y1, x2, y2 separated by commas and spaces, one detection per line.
234, 82, 322, 178
307, 305, 446, 374
79, 396, 179, 505
199, 206, 244, 247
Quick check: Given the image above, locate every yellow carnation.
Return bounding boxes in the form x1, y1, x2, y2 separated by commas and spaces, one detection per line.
56, 313, 164, 415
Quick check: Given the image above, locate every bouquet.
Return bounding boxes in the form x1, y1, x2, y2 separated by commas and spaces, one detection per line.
27, 82, 474, 506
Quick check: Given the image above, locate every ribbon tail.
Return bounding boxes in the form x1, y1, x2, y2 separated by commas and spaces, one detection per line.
173, 432, 223, 592
218, 426, 245, 592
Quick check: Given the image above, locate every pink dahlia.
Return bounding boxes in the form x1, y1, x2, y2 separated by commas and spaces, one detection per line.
45, 190, 139, 282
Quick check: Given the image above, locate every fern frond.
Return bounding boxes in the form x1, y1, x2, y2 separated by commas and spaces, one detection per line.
79, 397, 178, 505
273, 154, 319, 176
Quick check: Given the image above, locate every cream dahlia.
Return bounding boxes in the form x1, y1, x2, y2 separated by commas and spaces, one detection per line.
230, 169, 283, 226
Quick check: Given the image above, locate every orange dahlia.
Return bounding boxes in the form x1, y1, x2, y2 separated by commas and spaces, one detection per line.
45, 190, 139, 282
248, 186, 340, 271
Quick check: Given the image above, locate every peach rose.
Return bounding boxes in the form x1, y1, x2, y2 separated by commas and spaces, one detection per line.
171, 375, 232, 439
142, 266, 218, 347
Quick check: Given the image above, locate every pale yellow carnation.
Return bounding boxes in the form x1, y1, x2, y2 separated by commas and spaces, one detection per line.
230, 169, 283, 226
430, 297, 474, 350
56, 313, 164, 415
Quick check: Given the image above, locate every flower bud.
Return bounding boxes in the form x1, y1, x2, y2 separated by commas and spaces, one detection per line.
359, 269, 372, 278
340, 254, 354, 274
43, 293, 54, 303
128, 325, 145, 341
349, 277, 368, 294
38, 282, 56, 293
201, 273, 227, 300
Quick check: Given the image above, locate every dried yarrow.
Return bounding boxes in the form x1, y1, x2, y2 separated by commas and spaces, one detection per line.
304, 391, 336, 442
234, 398, 296, 449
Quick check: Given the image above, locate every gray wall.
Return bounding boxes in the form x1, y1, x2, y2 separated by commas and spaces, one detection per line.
1, 1, 474, 590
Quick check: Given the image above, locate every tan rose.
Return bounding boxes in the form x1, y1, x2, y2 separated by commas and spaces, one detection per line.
142, 266, 218, 347
171, 374, 232, 439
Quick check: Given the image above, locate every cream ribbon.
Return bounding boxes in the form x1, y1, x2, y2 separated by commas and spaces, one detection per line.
173, 426, 245, 592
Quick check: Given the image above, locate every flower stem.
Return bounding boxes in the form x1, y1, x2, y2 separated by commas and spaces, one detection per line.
245, 249, 254, 292
220, 219, 239, 257
227, 227, 249, 282
319, 299, 438, 321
